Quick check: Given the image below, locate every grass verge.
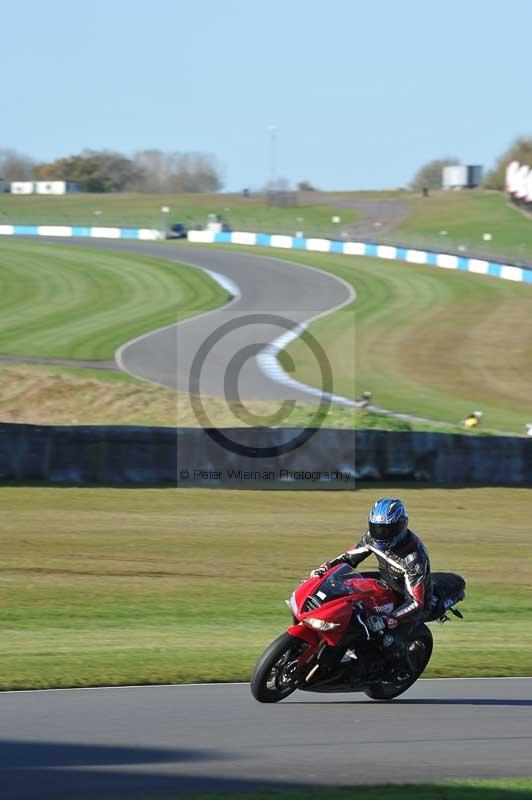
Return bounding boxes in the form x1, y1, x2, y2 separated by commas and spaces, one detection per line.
0, 191, 356, 237
396, 190, 532, 263
161, 780, 532, 800
0, 239, 228, 359
0, 485, 530, 690
189, 242, 532, 434
2, 236, 531, 433
0, 363, 485, 433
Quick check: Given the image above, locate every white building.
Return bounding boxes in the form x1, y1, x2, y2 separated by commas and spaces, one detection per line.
10, 181, 34, 194
35, 181, 80, 195
9, 180, 81, 195
442, 165, 483, 189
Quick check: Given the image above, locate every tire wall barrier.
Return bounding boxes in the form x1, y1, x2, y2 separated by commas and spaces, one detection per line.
2, 223, 532, 284
188, 230, 532, 284
0, 225, 164, 241
1, 423, 531, 487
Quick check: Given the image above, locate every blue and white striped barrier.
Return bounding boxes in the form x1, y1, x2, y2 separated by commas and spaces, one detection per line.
188, 229, 532, 284
0, 224, 164, 241
2, 223, 531, 284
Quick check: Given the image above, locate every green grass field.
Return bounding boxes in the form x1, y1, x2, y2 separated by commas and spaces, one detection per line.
397, 191, 532, 263
170, 781, 532, 800
307, 189, 532, 263
196, 242, 532, 434
0, 192, 356, 238
2, 188, 531, 262
0, 239, 228, 359
0, 485, 530, 690
2, 237, 531, 433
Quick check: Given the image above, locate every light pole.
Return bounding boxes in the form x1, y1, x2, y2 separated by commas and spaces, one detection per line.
268, 125, 277, 187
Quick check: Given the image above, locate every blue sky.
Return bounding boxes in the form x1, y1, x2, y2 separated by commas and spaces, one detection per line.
2, 0, 531, 190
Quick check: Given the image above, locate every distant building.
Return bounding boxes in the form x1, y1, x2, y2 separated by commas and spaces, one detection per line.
35, 181, 80, 195
10, 181, 34, 195
9, 180, 81, 195
0, 179, 9, 193
442, 165, 483, 189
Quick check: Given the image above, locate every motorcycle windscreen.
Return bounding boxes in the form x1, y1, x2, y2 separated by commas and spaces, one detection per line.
317, 563, 376, 602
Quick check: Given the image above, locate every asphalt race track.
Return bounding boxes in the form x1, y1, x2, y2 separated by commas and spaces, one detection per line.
29, 239, 354, 403
112, 242, 353, 402
1, 678, 531, 799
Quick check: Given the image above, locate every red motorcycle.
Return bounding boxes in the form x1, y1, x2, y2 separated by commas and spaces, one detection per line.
251, 564, 465, 703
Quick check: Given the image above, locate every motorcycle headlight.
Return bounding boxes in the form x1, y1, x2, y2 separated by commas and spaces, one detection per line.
303, 617, 340, 631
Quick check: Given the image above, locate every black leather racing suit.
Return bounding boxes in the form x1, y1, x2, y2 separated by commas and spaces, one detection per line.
320, 529, 433, 623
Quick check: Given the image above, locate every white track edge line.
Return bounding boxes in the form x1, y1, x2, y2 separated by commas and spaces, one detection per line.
254, 255, 356, 405
114, 259, 242, 385
114, 247, 357, 406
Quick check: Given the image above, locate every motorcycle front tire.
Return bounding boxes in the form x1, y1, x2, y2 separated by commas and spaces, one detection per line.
250, 632, 305, 703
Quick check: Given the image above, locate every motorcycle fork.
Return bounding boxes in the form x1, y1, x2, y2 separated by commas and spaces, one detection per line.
304, 640, 328, 683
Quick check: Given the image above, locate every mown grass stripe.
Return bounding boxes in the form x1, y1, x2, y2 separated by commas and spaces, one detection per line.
0, 240, 228, 360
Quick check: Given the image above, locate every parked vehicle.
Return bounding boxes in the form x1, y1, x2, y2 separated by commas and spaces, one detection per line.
250, 563, 465, 703
166, 222, 187, 239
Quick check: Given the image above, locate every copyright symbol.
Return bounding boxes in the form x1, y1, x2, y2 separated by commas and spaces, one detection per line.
180, 469, 190, 480
189, 313, 333, 459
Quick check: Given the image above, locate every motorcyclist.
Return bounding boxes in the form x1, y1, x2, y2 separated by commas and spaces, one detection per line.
310, 498, 432, 630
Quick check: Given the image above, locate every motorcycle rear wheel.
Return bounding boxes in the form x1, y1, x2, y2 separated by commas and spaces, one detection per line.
250, 632, 306, 703
365, 624, 433, 701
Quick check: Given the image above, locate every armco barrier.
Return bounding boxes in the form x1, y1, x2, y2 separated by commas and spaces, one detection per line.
188, 230, 532, 285
0, 224, 164, 241
1, 423, 531, 486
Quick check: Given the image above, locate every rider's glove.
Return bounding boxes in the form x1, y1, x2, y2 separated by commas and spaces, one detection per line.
382, 615, 399, 629
309, 563, 328, 578
367, 614, 399, 633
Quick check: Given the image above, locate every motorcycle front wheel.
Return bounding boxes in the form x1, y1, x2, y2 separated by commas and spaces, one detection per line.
250, 632, 307, 703
365, 623, 433, 701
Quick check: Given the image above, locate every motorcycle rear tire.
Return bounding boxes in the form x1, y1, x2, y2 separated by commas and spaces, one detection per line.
365, 624, 433, 701
250, 632, 305, 703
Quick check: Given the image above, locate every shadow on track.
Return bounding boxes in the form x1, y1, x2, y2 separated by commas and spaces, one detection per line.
0, 739, 300, 800
2, 739, 532, 799
293, 698, 532, 707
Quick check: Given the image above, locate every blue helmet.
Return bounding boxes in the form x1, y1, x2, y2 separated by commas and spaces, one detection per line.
368, 498, 408, 550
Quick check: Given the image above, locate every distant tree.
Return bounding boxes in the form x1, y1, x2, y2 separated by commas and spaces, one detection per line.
35, 153, 109, 191
0, 148, 35, 180
173, 152, 223, 193
85, 150, 144, 192
297, 180, 316, 191
410, 157, 460, 191
132, 150, 223, 193
22, 148, 223, 194
131, 150, 176, 193
34, 150, 143, 192
484, 136, 532, 190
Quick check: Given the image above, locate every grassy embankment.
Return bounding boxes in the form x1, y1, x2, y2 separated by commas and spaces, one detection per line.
0, 239, 228, 360
397, 190, 532, 263
191, 241, 532, 434
2, 187, 531, 259
2, 238, 532, 433
0, 191, 356, 238
0, 486, 530, 690
312, 188, 532, 263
